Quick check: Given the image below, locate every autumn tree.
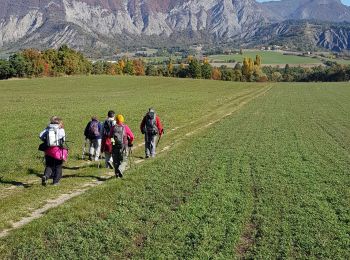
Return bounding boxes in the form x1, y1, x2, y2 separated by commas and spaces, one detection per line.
133, 59, 145, 76
254, 55, 262, 66
211, 67, 222, 80
22, 49, 45, 77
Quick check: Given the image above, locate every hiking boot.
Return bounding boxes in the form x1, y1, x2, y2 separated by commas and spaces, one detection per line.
52, 183, 60, 186
115, 169, 123, 178
41, 176, 47, 186
145, 155, 150, 159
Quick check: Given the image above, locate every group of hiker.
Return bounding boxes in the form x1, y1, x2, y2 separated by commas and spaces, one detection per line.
39, 108, 163, 186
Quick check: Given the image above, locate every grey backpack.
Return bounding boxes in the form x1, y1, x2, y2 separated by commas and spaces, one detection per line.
113, 125, 126, 149
145, 111, 158, 135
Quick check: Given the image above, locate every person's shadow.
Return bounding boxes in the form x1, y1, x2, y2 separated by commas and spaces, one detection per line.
0, 176, 32, 188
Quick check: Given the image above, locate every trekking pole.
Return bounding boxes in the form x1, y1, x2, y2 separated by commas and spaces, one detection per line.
97, 156, 101, 168
82, 138, 87, 160
128, 146, 134, 168
156, 129, 164, 147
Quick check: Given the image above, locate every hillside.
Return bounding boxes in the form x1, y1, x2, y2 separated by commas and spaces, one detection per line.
1, 0, 350, 54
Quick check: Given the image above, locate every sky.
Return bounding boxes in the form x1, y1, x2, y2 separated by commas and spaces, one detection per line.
256, 0, 350, 6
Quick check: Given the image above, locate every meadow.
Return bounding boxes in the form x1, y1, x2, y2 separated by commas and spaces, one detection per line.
0, 76, 349, 258
208, 50, 350, 65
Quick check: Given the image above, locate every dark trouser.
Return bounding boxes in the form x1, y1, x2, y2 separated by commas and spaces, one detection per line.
112, 145, 128, 175
44, 155, 63, 184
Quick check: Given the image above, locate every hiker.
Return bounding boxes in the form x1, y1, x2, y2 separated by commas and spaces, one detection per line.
111, 114, 134, 178
140, 108, 163, 158
39, 116, 67, 186
101, 110, 116, 168
84, 116, 102, 161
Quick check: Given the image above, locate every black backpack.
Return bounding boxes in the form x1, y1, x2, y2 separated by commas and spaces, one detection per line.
103, 120, 113, 137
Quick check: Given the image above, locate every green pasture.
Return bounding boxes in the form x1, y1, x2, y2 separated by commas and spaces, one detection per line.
144, 55, 182, 63
209, 51, 322, 65
0, 77, 349, 258
0, 76, 260, 178
0, 76, 263, 232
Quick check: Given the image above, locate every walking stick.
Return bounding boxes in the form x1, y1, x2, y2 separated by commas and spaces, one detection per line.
156, 129, 164, 147
82, 138, 87, 160
128, 145, 134, 168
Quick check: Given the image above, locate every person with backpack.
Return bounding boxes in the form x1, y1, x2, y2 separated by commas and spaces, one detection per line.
84, 116, 102, 161
101, 110, 116, 168
111, 114, 134, 178
39, 116, 67, 186
140, 108, 164, 158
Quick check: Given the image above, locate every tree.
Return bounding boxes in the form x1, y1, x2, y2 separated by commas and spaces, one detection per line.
116, 59, 126, 75
0, 60, 13, 80
234, 62, 242, 70
220, 66, 234, 81
92, 61, 105, 74
145, 64, 158, 76
123, 60, 134, 75
242, 57, 254, 81
176, 64, 188, 78
188, 58, 201, 79
271, 72, 283, 82
22, 49, 46, 77
105, 62, 116, 75
57, 45, 92, 75
254, 55, 262, 67
133, 59, 145, 76
284, 64, 290, 75
167, 59, 174, 77
201, 62, 212, 79
9, 53, 30, 78
211, 68, 222, 80
42, 49, 60, 76
233, 69, 243, 81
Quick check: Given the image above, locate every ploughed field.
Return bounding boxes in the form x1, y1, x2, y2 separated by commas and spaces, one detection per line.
0, 76, 349, 258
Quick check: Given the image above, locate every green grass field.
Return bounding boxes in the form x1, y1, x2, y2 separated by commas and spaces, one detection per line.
209, 51, 322, 65
0, 76, 349, 258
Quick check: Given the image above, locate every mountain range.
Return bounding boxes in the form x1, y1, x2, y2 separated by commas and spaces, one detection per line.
1, 0, 350, 55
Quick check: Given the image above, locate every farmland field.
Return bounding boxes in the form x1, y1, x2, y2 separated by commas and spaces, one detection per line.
209, 51, 322, 65
0, 76, 349, 258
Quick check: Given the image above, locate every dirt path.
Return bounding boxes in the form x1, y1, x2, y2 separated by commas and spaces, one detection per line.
0, 85, 272, 239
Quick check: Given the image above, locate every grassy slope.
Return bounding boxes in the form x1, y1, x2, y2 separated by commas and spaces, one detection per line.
0, 76, 264, 231
0, 76, 261, 178
0, 82, 349, 258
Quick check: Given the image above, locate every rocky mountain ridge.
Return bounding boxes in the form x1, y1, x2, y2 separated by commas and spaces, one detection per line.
1, 0, 350, 54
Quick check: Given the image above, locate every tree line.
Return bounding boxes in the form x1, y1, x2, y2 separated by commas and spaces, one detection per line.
1, 46, 350, 82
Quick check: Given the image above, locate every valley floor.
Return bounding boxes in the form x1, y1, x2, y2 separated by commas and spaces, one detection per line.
0, 77, 349, 258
